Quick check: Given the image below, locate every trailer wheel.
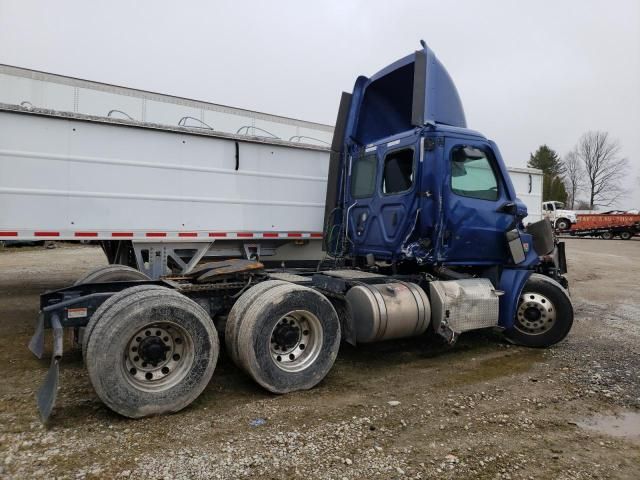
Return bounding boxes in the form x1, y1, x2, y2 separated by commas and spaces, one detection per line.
506, 274, 573, 348
555, 218, 571, 231
81, 285, 169, 363
74, 264, 149, 285
225, 280, 287, 367
600, 231, 613, 240
86, 288, 218, 418
237, 284, 340, 393
619, 231, 632, 240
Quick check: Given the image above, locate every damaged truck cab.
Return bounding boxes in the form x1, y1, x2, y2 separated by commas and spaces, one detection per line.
324, 42, 569, 341
31, 42, 572, 422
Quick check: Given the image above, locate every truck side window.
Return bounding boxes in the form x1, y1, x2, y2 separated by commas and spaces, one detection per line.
382, 148, 414, 194
450, 146, 499, 201
351, 153, 377, 198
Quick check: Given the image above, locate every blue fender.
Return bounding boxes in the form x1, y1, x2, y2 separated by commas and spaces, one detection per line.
498, 268, 532, 329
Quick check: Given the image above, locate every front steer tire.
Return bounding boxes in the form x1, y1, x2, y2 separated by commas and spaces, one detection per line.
86, 288, 218, 418
506, 274, 573, 348
555, 218, 571, 231
236, 284, 341, 394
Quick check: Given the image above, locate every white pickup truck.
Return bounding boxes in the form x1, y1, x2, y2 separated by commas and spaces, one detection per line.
542, 201, 578, 230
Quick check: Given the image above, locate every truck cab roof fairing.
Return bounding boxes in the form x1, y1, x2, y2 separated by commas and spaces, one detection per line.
349, 44, 467, 145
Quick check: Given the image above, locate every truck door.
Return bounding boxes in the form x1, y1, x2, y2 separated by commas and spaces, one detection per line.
439, 139, 518, 264
347, 135, 421, 259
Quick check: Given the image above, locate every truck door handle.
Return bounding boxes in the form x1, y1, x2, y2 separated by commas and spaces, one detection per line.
391, 211, 398, 226
356, 212, 368, 235
497, 202, 517, 214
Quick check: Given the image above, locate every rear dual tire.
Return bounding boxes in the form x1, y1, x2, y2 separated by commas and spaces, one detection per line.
228, 283, 341, 394
224, 280, 288, 367
74, 264, 150, 285
85, 288, 218, 418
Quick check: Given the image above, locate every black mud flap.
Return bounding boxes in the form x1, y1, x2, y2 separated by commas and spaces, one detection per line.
35, 314, 63, 423
556, 241, 568, 274
37, 358, 60, 423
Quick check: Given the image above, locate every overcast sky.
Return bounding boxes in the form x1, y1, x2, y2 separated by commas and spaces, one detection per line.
1, 0, 638, 208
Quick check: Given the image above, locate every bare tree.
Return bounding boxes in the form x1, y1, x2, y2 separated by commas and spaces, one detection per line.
575, 131, 628, 208
562, 150, 584, 209
574, 199, 591, 210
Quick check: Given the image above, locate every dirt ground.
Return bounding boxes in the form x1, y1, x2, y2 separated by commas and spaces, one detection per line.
0, 239, 639, 479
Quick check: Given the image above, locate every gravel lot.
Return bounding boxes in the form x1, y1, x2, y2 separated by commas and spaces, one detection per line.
0, 239, 639, 479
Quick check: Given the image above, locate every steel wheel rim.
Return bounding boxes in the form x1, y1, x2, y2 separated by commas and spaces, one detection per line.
515, 292, 556, 335
123, 322, 194, 392
269, 310, 323, 372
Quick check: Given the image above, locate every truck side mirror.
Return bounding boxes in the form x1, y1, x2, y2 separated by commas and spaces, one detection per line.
462, 146, 485, 160
497, 202, 517, 215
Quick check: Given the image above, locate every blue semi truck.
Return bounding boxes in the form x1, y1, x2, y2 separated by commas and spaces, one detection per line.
30, 42, 571, 421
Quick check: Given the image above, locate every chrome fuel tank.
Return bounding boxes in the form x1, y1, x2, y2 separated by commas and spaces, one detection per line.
346, 282, 430, 343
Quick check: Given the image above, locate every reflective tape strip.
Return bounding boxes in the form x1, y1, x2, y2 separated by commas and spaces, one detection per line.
0, 230, 324, 240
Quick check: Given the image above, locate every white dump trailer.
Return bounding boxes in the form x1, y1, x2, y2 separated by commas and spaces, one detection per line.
508, 167, 543, 224
0, 64, 542, 277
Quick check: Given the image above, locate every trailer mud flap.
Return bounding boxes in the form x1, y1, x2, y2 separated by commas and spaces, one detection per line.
36, 314, 63, 423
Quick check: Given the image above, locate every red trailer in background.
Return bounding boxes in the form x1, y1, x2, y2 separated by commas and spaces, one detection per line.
569, 213, 640, 240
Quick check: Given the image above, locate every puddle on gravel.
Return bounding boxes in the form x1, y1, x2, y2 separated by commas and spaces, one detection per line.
442, 348, 543, 387
578, 411, 640, 443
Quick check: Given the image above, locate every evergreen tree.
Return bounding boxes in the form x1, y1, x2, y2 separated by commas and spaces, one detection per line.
528, 145, 567, 202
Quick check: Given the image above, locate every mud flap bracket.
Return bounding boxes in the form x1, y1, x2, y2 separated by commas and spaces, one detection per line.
36, 314, 63, 424
28, 313, 45, 359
